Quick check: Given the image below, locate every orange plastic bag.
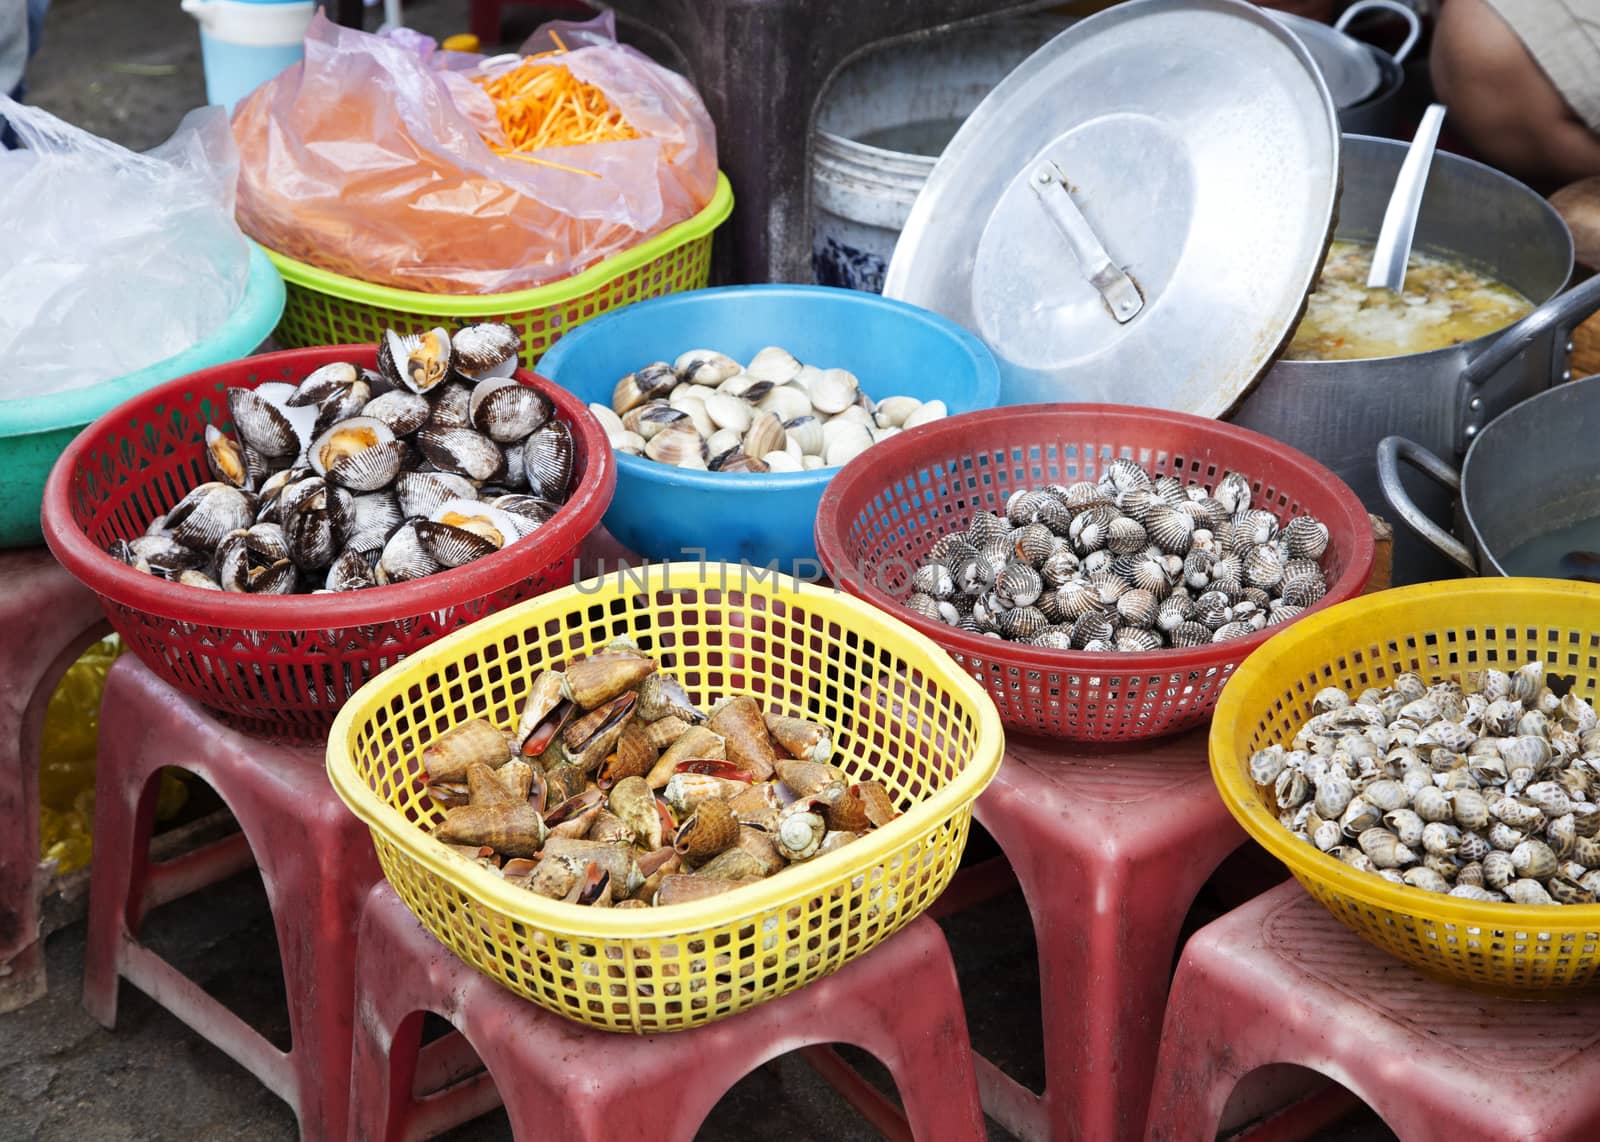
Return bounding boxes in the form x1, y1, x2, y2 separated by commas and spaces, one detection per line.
232, 12, 717, 295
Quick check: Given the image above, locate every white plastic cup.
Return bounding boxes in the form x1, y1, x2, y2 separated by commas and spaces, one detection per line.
180, 0, 315, 114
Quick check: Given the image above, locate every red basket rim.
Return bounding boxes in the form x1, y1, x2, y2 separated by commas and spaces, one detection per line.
814, 402, 1376, 673
42, 345, 616, 630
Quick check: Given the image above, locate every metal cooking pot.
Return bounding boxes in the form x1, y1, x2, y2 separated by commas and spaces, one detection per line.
1276, 0, 1419, 138
1228, 134, 1600, 585
1378, 375, 1600, 576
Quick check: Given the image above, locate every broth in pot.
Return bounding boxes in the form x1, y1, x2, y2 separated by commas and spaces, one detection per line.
1286, 240, 1533, 361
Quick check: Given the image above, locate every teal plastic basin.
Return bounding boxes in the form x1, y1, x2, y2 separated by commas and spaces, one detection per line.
0, 242, 286, 548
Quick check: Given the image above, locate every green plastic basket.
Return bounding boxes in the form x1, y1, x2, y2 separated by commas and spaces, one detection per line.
0, 242, 286, 548
264, 173, 733, 364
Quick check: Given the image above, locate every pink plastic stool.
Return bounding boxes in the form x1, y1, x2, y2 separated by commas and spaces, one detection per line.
82, 655, 382, 1142
350, 879, 986, 1141
1144, 881, 1600, 1142
0, 547, 107, 1011
967, 731, 1255, 1142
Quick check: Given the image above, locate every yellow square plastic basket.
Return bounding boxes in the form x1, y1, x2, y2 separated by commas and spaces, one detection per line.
1212, 578, 1600, 994
326, 562, 1005, 1032
264, 174, 732, 366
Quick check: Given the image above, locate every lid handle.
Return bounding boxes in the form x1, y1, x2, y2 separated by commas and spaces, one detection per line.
1028, 161, 1144, 324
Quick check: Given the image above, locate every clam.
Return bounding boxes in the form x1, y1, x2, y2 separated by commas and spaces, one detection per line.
523, 421, 574, 497
204, 426, 257, 491
673, 349, 741, 387
645, 423, 705, 467
165, 483, 258, 552
287, 361, 360, 408
324, 547, 376, 592
415, 499, 522, 567
452, 322, 519, 381
612, 363, 677, 414
228, 387, 309, 459
757, 384, 812, 423
824, 422, 874, 468
415, 425, 505, 483
745, 346, 803, 385
376, 521, 441, 584
379, 327, 454, 395
308, 416, 404, 493
744, 411, 786, 459
808, 368, 859, 415
395, 470, 478, 520
469, 377, 551, 442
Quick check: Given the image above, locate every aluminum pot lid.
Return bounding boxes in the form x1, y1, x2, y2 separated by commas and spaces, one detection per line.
883, 0, 1340, 417
1272, 11, 1381, 108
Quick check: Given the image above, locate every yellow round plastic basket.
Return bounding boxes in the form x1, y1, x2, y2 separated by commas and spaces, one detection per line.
1212, 577, 1600, 994
327, 562, 1005, 1031
265, 174, 733, 366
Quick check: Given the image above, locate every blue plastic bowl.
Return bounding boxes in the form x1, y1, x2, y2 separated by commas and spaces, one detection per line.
536, 284, 1001, 568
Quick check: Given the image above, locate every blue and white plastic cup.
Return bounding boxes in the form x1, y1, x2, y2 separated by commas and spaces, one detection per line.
180, 0, 314, 115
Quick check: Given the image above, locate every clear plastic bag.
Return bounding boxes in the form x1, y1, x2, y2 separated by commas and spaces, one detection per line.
231, 11, 718, 295
0, 98, 250, 401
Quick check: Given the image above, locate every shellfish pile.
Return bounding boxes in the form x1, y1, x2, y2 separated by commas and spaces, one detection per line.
592, 345, 946, 473
1255, 661, 1600, 905
904, 461, 1332, 651
105, 325, 576, 594
423, 640, 899, 908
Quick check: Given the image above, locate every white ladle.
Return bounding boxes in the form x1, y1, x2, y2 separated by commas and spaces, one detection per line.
1366, 103, 1447, 292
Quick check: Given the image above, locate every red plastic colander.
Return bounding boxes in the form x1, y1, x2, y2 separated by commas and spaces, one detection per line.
42, 346, 615, 740
815, 404, 1375, 743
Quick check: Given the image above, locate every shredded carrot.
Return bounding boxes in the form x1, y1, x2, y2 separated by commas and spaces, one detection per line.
472, 44, 639, 175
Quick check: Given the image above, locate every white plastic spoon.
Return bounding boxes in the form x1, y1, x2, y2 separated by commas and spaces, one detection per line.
1367, 103, 1447, 292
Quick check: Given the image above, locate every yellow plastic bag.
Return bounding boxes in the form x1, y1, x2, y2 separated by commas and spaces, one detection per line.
38, 638, 187, 873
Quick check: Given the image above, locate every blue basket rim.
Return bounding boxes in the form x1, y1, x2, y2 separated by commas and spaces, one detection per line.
534, 283, 1003, 493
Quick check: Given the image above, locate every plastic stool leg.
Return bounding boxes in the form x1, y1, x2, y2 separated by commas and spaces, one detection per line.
1142, 947, 1271, 1142
80, 716, 162, 1029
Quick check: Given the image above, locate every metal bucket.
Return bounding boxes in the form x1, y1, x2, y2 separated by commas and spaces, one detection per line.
811, 16, 1071, 293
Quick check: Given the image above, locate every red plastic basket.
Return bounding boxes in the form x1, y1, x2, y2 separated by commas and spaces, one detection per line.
42, 346, 615, 740
815, 404, 1375, 743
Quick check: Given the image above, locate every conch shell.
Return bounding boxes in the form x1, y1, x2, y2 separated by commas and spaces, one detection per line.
708, 696, 777, 780
436, 802, 547, 858
466, 761, 517, 806
765, 712, 834, 764
689, 847, 767, 881
645, 726, 725, 788
637, 672, 704, 723
674, 799, 740, 862
823, 780, 898, 832
540, 836, 643, 896
422, 719, 511, 783
513, 670, 573, 756
544, 788, 605, 839
561, 692, 636, 773
608, 775, 668, 850
653, 874, 759, 907
774, 758, 847, 802
561, 654, 656, 710
596, 717, 657, 789
643, 715, 692, 751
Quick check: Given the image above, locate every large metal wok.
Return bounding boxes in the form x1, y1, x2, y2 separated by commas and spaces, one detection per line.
1378, 374, 1600, 576
1229, 135, 1600, 584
